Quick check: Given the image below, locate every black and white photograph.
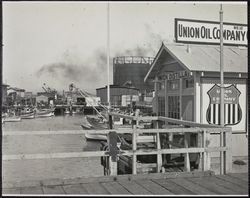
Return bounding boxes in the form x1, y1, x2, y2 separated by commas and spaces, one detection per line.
1, 1, 248, 196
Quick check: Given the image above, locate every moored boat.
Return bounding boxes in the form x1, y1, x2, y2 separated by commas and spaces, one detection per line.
20, 112, 35, 119
84, 132, 107, 141
36, 111, 54, 118
3, 116, 22, 122
82, 115, 107, 141
35, 107, 55, 118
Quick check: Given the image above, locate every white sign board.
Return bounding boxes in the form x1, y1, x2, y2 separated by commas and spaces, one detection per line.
175, 18, 247, 46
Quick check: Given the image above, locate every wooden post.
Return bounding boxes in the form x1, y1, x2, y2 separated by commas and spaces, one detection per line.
164, 79, 171, 170
108, 114, 115, 176
109, 115, 113, 129
203, 130, 207, 171
184, 133, 190, 172
108, 131, 118, 176
154, 76, 159, 116
200, 78, 203, 123
164, 79, 168, 123
220, 129, 224, 175
225, 129, 232, 173
132, 126, 137, 175
156, 120, 162, 173
197, 131, 203, 171
203, 130, 211, 171
179, 78, 183, 120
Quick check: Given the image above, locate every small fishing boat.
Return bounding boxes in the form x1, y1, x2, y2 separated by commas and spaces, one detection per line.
81, 124, 92, 129
36, 111, 54, 118
20, 112, 35, 119
3, 116, 22, 122
82, 116, 107, 141
86, 115, 108, 130
84, 132, 108, 141
35, 107, 55, 118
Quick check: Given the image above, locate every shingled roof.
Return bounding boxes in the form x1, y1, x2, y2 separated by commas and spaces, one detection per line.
145, 42, 247, 82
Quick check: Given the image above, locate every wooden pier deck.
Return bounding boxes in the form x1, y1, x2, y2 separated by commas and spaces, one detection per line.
2, 171, 248, 195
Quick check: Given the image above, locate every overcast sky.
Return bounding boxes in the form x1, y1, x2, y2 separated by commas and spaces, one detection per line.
2, 1, 247, 94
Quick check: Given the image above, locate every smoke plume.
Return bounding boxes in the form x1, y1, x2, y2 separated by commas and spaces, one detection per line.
36, 48, 108, 93
35, 23, 169, 93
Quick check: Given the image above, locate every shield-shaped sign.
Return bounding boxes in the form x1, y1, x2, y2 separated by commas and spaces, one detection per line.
206, 84, 242, 126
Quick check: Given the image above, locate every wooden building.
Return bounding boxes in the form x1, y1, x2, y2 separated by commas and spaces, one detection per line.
144, 42, 248, 158
96, 85, 139, 107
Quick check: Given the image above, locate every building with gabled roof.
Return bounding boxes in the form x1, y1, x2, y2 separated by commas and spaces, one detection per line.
145, 42, 247, 158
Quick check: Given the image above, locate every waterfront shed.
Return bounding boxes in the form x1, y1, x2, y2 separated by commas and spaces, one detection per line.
96, 85, 140, 107
144, 42, 248, 158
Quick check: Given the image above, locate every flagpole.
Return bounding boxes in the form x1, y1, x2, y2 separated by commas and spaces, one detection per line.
219, 3, 225, 175
107, 2, 110, 112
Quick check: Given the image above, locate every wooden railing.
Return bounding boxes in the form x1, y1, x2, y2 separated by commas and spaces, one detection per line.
3, 113, 232, 176
107, 112, 232, 175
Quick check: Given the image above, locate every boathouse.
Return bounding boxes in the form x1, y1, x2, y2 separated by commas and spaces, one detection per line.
144, 42, 248, 158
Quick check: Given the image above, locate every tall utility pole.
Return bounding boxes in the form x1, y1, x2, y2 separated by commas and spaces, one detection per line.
107, 2, 110, 111
220, 4, 224, 127
219, 4, 225, 175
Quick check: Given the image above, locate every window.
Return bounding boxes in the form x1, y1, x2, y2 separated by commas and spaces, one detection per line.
168, 80, 179, 90
168, 96, 180, 119
183, 78, 194, 88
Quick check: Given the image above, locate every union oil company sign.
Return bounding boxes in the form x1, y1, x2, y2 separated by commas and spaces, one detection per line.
175, 18, 247, 46
206, 84, 242, 126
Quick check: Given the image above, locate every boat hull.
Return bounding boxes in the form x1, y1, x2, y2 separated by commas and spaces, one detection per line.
84, 132, 107, 141
21, 115, 35, 119
3, 117, 21, 122
20, 112, 35, 119
36, 112, 54, 118
81, 124, 92, 129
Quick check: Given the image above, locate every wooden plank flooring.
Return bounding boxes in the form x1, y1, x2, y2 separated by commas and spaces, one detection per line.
101, 181, 131, 195
2, 173, 248, 195
135, 179, 174, 195
62, 184, 88, 194
152, 178, 195, 195
20, 186, 44, 194
81, 182, 110, 194
118, 180, 152, 195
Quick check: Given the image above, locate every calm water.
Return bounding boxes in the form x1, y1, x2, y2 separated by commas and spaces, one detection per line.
3, 114, 86, 131
2, 114, 104, 182
2, 114, 102, 151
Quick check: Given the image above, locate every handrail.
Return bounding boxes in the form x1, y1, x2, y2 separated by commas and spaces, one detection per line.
109, 112, 231, 129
